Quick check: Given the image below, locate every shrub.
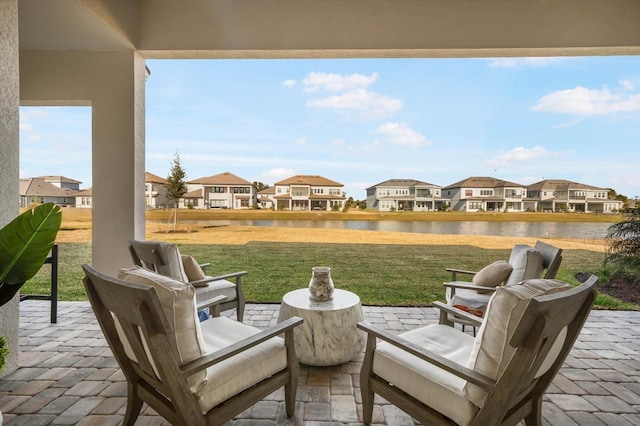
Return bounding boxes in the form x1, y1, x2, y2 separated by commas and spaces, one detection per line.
604, 207, 640, 276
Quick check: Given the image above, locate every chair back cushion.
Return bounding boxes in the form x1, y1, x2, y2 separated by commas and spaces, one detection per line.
117, 266, 208, 386
147, 242, 190, 283
472, 260, 513, 293
464, 278, 571, 406
504, 244, 545, 286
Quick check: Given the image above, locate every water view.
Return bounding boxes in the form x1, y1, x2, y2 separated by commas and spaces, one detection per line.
170, 219, 609, 239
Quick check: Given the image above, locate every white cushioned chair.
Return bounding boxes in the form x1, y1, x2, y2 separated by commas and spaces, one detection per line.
82, 264, 302, 426
440, 240, 562, 329
358, 276, 597, 426
128, 239, 247, 321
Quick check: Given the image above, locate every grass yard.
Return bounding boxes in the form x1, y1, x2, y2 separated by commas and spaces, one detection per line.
21, 241, 633, 309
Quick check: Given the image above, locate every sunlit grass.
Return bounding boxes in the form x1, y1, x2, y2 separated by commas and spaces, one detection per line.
21, 242, 636, 310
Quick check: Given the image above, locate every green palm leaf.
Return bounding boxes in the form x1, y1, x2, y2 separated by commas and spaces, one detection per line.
0, 203, 62, 306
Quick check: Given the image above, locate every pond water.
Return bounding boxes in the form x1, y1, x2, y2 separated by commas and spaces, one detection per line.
167, 219, 610, 239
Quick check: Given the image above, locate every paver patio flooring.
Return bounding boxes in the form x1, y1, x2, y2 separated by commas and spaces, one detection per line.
1, 301, 639, 425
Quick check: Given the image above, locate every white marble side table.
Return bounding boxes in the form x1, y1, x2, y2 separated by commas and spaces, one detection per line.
277, 288, 365, 366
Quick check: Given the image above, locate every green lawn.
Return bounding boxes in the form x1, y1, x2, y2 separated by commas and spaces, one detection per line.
21, 241, 634, 310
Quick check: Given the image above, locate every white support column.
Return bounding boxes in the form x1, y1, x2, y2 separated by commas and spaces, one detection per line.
0, 0, 20, 377
20, 51, 146, 275
91, 53, 146, 274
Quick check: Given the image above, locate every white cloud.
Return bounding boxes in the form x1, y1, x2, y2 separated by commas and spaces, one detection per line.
257, 167, 297, 183
282, 79, 296, 88
375, 122, 430, 148
485, 146, 552, 167
620, 80, 635, 91
488, 57, 568, 68
295, 137, 308, 146
302, 72, 378, 93
532, 86, 640, 116
307, 89, 403, 120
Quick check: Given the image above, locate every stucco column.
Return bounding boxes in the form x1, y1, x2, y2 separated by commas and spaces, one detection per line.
0, 0, 20, 377
91, 53, 146, 274
20, 50, 146, 276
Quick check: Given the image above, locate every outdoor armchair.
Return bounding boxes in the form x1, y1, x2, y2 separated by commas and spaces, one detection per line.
358, 276, 597, 425
440, 240, 562, 328
128, 239, 247, 321
82, 264, 302, 426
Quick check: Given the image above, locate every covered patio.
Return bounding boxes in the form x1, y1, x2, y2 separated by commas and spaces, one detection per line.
1, 301, 639, 425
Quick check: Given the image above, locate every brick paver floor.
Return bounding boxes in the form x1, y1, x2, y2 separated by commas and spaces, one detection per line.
1, 301, 639, 425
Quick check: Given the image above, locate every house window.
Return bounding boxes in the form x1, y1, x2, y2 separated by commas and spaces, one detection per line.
213, 186, 226, 193
329, 188, 341, 195
233, 187, 250, 194
465, 190, 473, 196
480, 190, 493, 196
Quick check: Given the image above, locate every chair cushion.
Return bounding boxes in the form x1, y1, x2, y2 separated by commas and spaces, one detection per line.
195, 279, 237, 305
504, 245, 545, 286
472, 260, 513, 293
448, 287, 493, 311
464, 278, 571, 406
373, 324, 479, 426
153, 242, 190, 283
195, 316, 288, 413
181, 255, 208, 284
117, 266, 207, 386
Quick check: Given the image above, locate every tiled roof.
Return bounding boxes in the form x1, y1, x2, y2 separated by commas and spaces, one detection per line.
526, 179, 604, 192
275, 175, 343, 187
145, 172, 167, 184
37, 175, 82, 184
20, 178, 77, 197
367, 178, 437, 189
75, 188, 92, 196
258, 187, 276, 195
443, 176, 524, 190
182, 188, 203, 198
189, 171, 252, 185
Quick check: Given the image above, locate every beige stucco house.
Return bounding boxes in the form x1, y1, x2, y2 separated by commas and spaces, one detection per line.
443, 176, 528, 212
1, 0, 637, 377
273, 175, 346, 211
144, 171, 168, 209
526, 179, 624, 213
19, 175, 81, 208
366, 179, 448, 212
184, 171, 255, 209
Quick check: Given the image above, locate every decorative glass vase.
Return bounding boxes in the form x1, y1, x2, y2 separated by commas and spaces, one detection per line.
308, 266, 334, 301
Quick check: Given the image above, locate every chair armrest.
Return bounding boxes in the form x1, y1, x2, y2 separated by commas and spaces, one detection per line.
357, 321, 494, 391
446, 267, 477, 281
196, 295, 228, 311
198, 262, 212, 273
443, 282, 497, 292
181, 316, 304, 376
432, 301, 483, 327
190, 271, 248, 287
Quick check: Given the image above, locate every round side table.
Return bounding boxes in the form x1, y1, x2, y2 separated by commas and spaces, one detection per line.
277, 288, 365, 366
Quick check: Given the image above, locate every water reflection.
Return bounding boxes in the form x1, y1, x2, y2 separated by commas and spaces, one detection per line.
168, 219, 609, 239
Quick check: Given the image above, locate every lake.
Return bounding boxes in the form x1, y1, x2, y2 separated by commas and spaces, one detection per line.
170, 219, 610, 239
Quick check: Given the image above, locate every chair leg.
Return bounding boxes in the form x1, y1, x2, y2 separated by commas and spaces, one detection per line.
123, 382, 144, 426
360, 335, 376, 425
236, 299, 245, 322
524, 397, 543, 426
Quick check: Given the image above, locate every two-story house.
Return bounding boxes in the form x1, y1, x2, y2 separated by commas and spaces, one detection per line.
526, 179, 623, 213
184, 171, 256, 209
145, 172, 168, 209
272, 175, 345, 211
365, 179, 447, 211
19, 175, 81, 208
442, 176, 527, 212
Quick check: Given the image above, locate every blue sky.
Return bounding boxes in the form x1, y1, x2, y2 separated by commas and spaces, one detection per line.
20, 56, 640, 200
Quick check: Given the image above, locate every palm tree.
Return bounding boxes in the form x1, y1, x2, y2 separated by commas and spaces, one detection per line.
604, 207, 640, 276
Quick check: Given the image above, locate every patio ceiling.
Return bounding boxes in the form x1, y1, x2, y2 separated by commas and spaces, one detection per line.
18, 0, 640, 59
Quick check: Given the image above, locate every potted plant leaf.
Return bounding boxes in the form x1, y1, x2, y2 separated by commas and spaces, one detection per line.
0, 203, 62, 307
